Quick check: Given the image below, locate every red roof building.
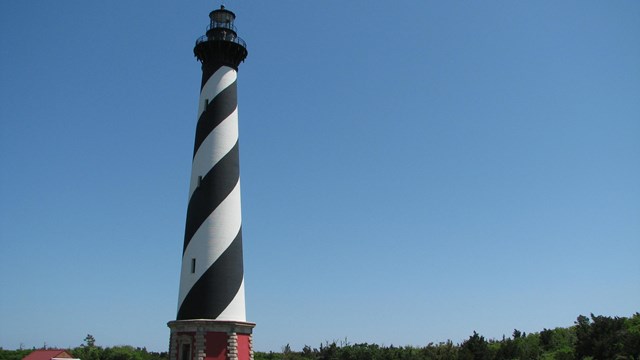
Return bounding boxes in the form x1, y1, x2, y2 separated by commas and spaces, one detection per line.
22, 350, 76, 360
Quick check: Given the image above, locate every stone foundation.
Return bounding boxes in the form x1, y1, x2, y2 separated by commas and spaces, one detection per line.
168, 320, 255, 360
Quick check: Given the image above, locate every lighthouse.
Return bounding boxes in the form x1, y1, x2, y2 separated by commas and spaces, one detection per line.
168, 5, 254, 360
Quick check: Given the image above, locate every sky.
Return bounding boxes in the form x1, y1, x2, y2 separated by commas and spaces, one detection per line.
1, 0, 639, 353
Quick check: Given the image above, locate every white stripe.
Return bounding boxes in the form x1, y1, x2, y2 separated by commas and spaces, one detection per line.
197, 66, 237, 119
188, 109, 239, 200
216, 278, 246, 321
178, 180, 243, 310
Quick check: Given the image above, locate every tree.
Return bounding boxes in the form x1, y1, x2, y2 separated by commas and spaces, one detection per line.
84, 334, 96, 348
540, 328, 554, 352
537, 327, 575, 360
103, 346, 143, 360
458, 332, 489, 360
513, 332, 540, 360
590, 314, 625, 359
422, 341, 458, 360
575, 313, 628, 360
72, 335, 102, 360
494, 337, 517, 360
513, 329, 523, 340
575, 314, 593, 359
623, 313, 640, 360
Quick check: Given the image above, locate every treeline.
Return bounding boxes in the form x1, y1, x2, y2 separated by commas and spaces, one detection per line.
0, 335, 167, 360
72, 344, 166, 360
255, 313, 640, 360
2, 313, 638, 360
0, 350, 32, 360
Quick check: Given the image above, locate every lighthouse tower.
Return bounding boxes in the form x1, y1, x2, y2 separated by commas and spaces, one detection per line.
168, 5, 254, 360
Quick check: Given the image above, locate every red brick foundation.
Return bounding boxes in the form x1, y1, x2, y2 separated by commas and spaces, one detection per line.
168, 320, 255, 360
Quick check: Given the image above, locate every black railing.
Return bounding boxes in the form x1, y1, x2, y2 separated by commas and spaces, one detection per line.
207, 22, 237, 33
196, 34, 247, 49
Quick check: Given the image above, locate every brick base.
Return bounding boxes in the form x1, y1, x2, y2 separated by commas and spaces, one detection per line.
168, 320, 255, 360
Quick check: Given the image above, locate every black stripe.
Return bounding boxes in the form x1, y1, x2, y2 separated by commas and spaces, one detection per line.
177, 228, 244, 320
193, 81, 238, 158
200, 63, 224, 91
183, 141, 240, 253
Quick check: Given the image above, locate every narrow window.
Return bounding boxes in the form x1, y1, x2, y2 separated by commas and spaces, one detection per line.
191, 258, 196, 273
180, 344, 191, 360
204, 99, 209, 109
197, 175, 203, 187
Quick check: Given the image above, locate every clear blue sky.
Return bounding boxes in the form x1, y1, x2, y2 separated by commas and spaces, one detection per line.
1, 0, 638, 353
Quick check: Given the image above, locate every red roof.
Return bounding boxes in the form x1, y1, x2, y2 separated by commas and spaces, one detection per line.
23, 350, 73, 360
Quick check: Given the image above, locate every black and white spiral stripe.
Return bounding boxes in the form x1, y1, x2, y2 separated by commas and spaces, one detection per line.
177, 64, 246, 321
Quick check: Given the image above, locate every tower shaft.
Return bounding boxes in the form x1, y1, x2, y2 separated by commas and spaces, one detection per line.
178, 64, 245, 321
